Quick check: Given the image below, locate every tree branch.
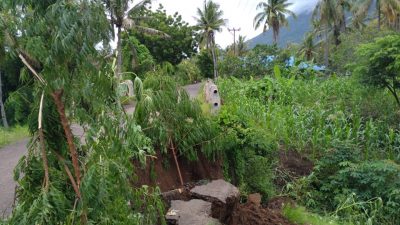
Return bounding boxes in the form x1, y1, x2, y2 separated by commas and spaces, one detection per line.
38, 91, 50, 191
18, 54, 46, 85
52, 150, 81, 199
169, 137, 184, 186
51, 89, 81, 186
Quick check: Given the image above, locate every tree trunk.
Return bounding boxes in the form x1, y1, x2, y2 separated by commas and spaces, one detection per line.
341, 11, 346, 33
333, 24, 341, 46
324, 29, 329, 68
273, 29, 278, 45
116, 26, 122, 80
377, 0, 381, 30
0, 71, 9, 128
51, 89, 81, 187
211, 44, 218, 79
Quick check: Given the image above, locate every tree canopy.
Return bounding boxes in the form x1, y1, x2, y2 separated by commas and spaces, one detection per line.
132, 4, 198, 65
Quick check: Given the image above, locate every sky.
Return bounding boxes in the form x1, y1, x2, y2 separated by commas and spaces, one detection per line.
153, 0, 319, 48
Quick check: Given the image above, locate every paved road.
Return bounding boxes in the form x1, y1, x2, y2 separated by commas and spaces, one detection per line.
0, 139, 29, 217
183, 83, 201, 99
0, 83, 202, 218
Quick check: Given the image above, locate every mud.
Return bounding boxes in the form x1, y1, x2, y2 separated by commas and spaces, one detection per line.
133, 151, 223, 192
279, 150, 313, 177
226, 201, 295, 225
275, 149, 314, 188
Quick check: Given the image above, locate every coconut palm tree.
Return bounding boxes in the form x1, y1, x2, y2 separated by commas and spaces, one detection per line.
253, 0, 296, 45
353, 0, 400, 30
383, 2, 400, 29
0, 16, 9, 128
236, 36, 248, 57
336, 0, 353, 32
298, 32, 317, 61
313, 0, 336, 67
195, 0, 226, 79
104, 0, 167, 79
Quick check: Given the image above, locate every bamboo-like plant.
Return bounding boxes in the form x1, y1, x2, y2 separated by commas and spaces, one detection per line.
1, 1, 165, 224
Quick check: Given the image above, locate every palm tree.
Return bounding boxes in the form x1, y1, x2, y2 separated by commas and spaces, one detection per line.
298, 32, 317, 61
380, 0, 400, 29
104, 0, 166, 79
353, 0, 400, 30
195, 0, 226, 79
336, 0, 353, 32
0, 19, 9, 128
253, 0, 296, 45
226, 35, 248, 56
313, 0, 336, 67
236, 36, 248, 56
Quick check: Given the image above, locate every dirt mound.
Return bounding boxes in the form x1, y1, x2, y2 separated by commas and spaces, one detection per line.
279, 150, 313, 176
227, 202, 294, 225
134, 151, 223, 191
267, 196, 295, 211
276, 149, 314, 188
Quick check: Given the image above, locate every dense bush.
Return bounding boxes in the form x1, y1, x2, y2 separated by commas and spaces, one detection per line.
330, 29, 395, 74
354, 34, 400, 107
132, 4, 198, 65
196, 50, 214, 79
219, 45, 296, 79
174, 59, 202, 85
122, 34, 155, 77
298, 145, 400, 224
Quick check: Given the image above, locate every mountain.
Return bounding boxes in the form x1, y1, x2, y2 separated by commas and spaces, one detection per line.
247, 11, 313, 48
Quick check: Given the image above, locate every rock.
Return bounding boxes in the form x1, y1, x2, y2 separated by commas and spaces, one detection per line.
190, 179, 240, 223
247, 193, 262, 206
190, 179, 239, 204
166, 199, 221, 225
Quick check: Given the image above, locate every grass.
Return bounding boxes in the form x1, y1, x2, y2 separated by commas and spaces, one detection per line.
283, 205, 350, 225
0, 126, 29, 148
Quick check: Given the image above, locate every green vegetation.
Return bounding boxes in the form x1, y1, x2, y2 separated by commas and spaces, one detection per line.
0, 126, 29, 148
1, 0, 400, 224
132, 4, 198, 65
283, 205, 345, 225
354, 35, 400, 106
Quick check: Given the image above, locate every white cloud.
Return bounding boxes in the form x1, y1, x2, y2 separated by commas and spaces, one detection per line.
152, 0, 319, 48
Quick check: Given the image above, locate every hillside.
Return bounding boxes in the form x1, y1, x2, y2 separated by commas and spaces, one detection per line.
247, 11, 312, 48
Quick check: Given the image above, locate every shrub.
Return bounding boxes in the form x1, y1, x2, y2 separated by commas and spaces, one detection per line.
299, 146, 400, 224
196, 50, 213, 79
354, 35, 400, 107
122, 35, 155, 77
174, 59, 202, 85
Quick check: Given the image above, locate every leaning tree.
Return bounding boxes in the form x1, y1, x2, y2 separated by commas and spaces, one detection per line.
1, 0, 163, 224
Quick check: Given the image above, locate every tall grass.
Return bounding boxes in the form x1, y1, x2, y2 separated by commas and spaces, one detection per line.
0, 126, 29, 148
283, 205, 348, 225
218, 76, 400, 161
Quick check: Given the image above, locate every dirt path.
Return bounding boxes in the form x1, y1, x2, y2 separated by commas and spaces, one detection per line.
0, 139, 29, 217
0, 83, 203, 218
